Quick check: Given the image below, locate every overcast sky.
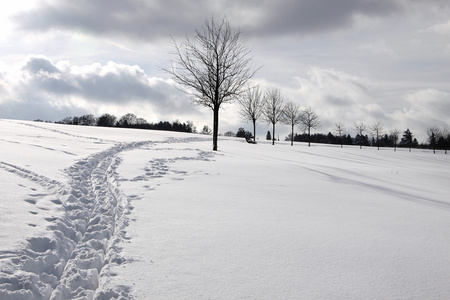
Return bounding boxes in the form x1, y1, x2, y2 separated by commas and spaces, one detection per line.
1, 0, 449, 142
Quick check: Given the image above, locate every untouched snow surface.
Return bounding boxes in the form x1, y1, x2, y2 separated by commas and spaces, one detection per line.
1, 118, 450, 299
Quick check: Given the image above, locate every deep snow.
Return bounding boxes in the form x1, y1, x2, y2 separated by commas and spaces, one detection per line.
1, 119, 450, 299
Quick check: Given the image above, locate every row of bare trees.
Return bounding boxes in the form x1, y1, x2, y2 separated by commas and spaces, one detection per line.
164, 15, 324, 150
237, 86, 320, 147
165, 16, 448, 152
426, 126, 450, 154
332, 122, 449, 153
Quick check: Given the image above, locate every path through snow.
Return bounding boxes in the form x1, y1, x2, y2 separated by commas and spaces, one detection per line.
0, 120, 211, 299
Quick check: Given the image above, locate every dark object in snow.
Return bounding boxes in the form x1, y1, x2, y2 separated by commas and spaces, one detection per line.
246, 137, 257, 144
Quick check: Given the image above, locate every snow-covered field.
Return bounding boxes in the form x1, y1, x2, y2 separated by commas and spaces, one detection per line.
1, 119, 450, 300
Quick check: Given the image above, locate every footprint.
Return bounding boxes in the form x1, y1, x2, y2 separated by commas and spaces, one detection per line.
28, 224, 37, 227
27, 237, 56, 253
51, 199, 63, 205
30, 193, 47, 197
29, 211, 38, 215
44, 217, 57, 222
25, 199, 37, 205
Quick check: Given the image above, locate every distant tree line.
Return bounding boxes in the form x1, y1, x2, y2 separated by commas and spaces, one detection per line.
286, 129, 420, 149
281, 126, 449, 153
232, 82, 450, 154
54, 113, 196, 133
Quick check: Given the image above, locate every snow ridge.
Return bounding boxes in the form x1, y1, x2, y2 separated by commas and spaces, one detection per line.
0, 141, 150, 300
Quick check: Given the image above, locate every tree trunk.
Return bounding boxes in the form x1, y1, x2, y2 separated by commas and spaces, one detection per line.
308, 127, 311, 147
272, 123, 275, 145
213, 106, 219, 151
252, 119, 256, 142
291, 124, 294, 146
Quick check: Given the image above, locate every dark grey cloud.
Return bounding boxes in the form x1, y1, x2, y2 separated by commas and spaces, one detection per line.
23, 56, 60, 74
12, 0, 409, 41
247, 0, 403, 37
13, 0, 207, 40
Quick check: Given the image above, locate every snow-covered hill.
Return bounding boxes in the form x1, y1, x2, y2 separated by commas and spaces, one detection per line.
1, 119, 449, 299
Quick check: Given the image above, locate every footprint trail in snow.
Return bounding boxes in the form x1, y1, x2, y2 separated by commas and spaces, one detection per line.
0, 138, 213, 299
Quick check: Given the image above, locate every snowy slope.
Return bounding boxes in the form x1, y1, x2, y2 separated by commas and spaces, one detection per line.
1, 119, 450, 299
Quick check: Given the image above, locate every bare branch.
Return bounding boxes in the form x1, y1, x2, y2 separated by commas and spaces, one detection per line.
335, 122, 345, 148
370, 121, 384, 150
283, 101, 302, 146
237, 85, 264, 140
354, 122, 367, 149
263, 87, 285, 145
300, 107, 320, 147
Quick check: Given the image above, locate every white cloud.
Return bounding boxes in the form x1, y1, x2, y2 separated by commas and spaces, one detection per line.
281, 67, 449, 142
291, 67, 381, 128
1, 56, 203, 123
390, 89, 450, 142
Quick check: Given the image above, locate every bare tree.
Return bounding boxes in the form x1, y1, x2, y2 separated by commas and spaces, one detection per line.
427, 126, 441, 154
164, 16, 257, 151
263, 87, 285, 145
300, 107, 320, 147
97, 113, 117, 127
354, 122, 367, 149
79, 114, 97, 126
117, 113, 138, 127
282, 101, 302, 146
335, 122, 345, 148
390, 129, 400, 152
439, 128, 449, 154
370, 121, 384, 150
237, 85, 264, 142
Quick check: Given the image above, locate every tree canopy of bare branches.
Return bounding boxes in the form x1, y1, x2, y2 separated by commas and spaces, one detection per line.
263, 87, 285, 145
370, 121, 384, 150
164, 16, 257, 150
390, 128, 400, 152
283, 101, 302, 146
237, 85, 264, 142
300, 107, 320, 147
354, 122, 366, 149
427, 126, 441, 154
335, 122, 345, 148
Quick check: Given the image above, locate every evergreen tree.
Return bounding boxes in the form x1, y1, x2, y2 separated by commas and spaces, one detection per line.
400, 128, 414, 152
236, 127, 253, 139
